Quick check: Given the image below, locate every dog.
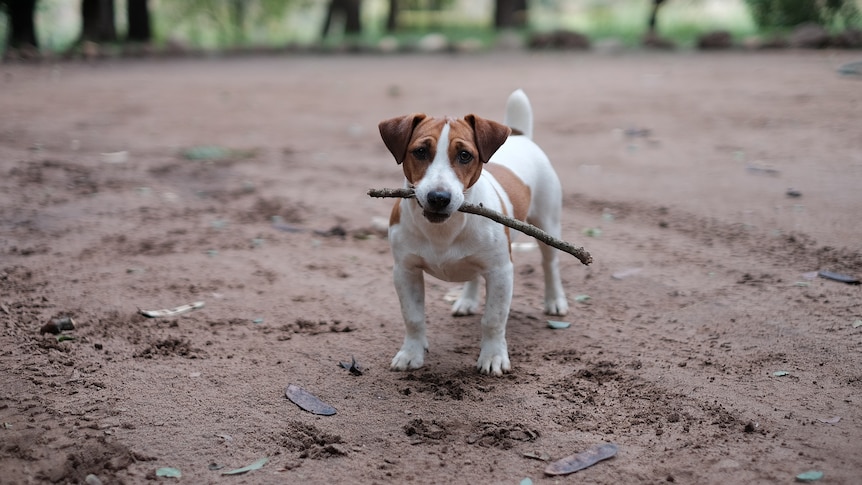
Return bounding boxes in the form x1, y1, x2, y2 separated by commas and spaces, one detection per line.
378, 89, 568, 376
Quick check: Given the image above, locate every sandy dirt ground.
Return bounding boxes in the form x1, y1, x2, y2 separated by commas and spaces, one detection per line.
1, 50, 861, 484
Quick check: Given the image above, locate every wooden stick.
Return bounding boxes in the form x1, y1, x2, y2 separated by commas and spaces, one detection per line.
367, 187, 593, 266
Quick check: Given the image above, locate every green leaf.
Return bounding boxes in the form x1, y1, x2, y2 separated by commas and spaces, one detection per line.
547, 320, 571, 329
853, 320, 862, 328
574, 294, 591, 303
520, 479, 534, 485
182, 145, 230, 161
222, 457, 268, 475
57, 335, 76, 342
773, 371, 790, 377
795, 470, 824, 482
155, 467, 182, 478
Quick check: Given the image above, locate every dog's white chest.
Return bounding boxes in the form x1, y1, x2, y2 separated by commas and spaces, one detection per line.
414, 251, 487, 283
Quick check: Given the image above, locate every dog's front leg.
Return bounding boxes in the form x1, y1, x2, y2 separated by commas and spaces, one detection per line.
476, 263, 514, 376
391, 265, 429, 371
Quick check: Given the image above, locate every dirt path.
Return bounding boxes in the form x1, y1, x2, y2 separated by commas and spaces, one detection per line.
1, 51, 861, 484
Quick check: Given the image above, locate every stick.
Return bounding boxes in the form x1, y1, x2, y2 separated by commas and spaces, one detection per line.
367, 188, 593, 266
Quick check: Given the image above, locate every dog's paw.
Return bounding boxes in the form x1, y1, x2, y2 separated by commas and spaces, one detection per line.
544, 297, 569, 316
476, 342, 511, 376
390, 341, 427, 371
451, 297, 479, 316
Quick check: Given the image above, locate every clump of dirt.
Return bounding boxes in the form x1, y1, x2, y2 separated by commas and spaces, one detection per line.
134, 338, 203, 359
277, 421, 346, 459
466, 422, 539, 449
403, 418, 449, 443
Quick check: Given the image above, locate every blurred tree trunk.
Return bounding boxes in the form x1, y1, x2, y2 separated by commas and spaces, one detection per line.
494, 0, 527, 29
386, 0, 399, 32
126, 0, 151, 42
4, 0, 39, 48
647, 0, 666, 34
229, 0, 246, 45
322, 0, 362, 38
81, 0, 117, 42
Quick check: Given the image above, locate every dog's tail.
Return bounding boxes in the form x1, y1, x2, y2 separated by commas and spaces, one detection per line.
504, 89, 533, 140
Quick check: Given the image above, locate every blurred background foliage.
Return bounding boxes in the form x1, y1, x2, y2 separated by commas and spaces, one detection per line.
0, 0, 860, 55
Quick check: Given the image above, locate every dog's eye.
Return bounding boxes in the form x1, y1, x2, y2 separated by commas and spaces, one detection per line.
457, 150, 474, 164
412, 147, 429, 160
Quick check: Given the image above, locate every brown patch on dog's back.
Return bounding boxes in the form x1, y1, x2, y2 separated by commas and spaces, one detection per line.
485, 164, 531, 221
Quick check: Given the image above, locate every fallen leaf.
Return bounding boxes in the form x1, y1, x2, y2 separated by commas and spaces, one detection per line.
545, 443, 618, 476
773, 371, 790, 377
547, 320, 571, 329
817, 270, 860, 285
182, 145, 229, 161
222, 457, 268, 475
523, 451, 551, 461
155, 467, 181, 478
520, 479, 534, 485
574, 294, 591, 303
853, 320, 862, 328
139, 301, 205, 318
795, 470, 824, 482
338, 357, 364, 376
816, 416, 840, 425
285, 384, 337, 415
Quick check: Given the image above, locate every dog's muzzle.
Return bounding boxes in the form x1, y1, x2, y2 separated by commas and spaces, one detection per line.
422, 190, 452, 223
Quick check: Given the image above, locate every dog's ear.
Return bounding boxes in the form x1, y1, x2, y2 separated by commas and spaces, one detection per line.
379, 114, 427, 164
464, 114, 511, 164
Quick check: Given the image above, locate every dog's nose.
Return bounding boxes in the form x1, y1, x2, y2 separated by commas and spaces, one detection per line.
426, 190, 451, 211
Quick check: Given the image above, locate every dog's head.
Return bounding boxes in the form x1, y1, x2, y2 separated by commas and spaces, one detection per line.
379, 114, 510, 223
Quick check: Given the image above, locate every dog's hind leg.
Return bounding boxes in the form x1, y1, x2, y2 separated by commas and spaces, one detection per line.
530, 214, 568, 316
452, 277, 481, 316
539, 240, 568, 316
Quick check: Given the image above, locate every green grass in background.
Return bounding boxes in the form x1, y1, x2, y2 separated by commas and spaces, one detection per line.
4, 0, 860, 54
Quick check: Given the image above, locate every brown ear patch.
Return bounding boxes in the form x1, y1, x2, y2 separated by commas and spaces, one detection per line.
485, 163, 531, 222
379, 113, 427, 164
463, 114, 511, 164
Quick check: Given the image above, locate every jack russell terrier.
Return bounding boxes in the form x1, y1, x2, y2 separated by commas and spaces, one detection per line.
378, 89, 568, 376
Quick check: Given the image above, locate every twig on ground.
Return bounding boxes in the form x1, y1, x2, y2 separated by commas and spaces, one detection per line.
367, 187, 593, 266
